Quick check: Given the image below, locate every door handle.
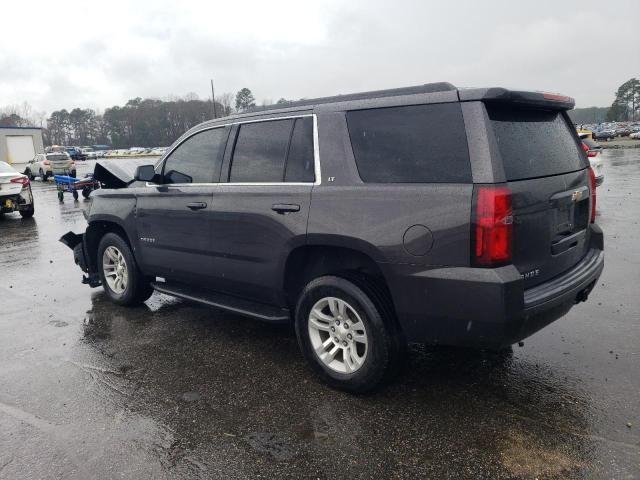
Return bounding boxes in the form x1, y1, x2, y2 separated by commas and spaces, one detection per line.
186, 202, 207, 210
271, 203, 300, 214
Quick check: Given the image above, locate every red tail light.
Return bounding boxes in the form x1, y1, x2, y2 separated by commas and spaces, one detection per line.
10, 176, 29, 188
42, 159, 50, 165
589, 167, 597, 223
581, 142, 597, 157
473, 186, 513, 267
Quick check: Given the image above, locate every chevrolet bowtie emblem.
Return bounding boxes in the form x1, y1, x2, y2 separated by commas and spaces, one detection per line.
571, 190, 583, 202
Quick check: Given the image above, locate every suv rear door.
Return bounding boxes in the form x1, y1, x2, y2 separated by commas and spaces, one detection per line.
135, 126, 229, 284
208, 115, 316, 305
484, 104, 591, 288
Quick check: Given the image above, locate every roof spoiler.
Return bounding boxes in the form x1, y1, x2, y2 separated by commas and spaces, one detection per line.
458, 87, 575, 110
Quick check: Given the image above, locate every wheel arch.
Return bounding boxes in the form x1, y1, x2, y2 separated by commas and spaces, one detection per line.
281, 240, 400, 333
84, 218, 136, 273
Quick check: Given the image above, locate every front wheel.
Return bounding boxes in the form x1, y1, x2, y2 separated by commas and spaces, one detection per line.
97, 232, 153, 306
295, 275, 405, 393
25, 169, 34, 181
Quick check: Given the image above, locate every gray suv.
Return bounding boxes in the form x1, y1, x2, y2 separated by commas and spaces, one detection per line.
62, 82, 604, 392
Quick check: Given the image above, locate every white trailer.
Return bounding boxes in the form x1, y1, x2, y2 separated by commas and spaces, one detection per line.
0, 126, 45, 167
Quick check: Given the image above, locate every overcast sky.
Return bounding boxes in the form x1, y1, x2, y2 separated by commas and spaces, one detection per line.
1, 0, 638, 115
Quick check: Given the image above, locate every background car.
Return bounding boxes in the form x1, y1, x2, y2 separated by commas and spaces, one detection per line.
25, 152, 76, 181
65, 147, 87, 161
593, 129, 616, 141
630, 131, 640, 139
581, 138, 604, 186
0, 161, 34, 218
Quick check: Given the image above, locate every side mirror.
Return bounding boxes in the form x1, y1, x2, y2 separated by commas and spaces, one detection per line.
135, 165, 157, 182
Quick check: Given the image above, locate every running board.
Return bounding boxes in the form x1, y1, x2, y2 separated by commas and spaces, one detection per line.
151, 282, 290, 323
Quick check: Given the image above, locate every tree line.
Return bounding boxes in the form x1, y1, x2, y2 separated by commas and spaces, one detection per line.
0, 88, 279, 148
5, 77, 634, 149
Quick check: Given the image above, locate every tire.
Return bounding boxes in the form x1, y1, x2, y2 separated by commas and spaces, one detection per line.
72, 190, 79, 200
97, 232, 153, 306
25, 169, 34, 181
19, 204, 34, 218
39, 169, 48, 181
71, 170, 77, 178
295, 275, 405, 393
82, 188, 91, 199
57, 191, 64, 202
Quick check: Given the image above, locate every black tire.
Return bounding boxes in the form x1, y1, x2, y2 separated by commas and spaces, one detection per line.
19, 204, 35, 218
25, 169, 34, 181
39, 169, 48, 181
71, 170, 77, 178
57, 191, 63, 202
97, 232, 153, 306
295, 275, 405, 393
82, 188, 91, 199
72, 190, 79, 200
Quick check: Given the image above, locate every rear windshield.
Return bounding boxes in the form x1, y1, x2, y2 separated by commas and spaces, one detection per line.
487, 106, 587, 181
47, 154, 68, 160
0, 161, 16, 173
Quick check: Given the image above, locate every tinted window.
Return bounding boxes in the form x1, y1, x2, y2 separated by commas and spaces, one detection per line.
230, 119, 293, 182
488, 106, 587, 181
346, 104, 471, 183
47, 153, 68, 161
163, 127, 228, 184
285, 117, 315, 182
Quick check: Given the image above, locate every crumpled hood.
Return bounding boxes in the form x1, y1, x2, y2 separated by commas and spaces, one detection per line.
93, 158, 156, 189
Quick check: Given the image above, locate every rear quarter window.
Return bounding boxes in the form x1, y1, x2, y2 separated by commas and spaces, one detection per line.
487, 106, 587, 181
346, 103, 471, 183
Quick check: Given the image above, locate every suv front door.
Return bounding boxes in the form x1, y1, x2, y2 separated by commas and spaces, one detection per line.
209, 116, 316, 305
135, 126, 229, 285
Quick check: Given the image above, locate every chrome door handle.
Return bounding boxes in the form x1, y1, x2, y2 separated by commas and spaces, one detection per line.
271, 203, 300, 214
186, 202, 207, 210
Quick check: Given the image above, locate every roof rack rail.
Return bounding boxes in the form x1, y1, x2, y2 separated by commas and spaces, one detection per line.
245, 82, 457, 114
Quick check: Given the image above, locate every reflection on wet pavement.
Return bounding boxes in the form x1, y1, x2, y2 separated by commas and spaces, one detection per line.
1, 156, 639, 479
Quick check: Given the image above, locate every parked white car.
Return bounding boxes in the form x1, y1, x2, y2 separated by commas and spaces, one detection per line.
24, 152, 76, 181
630, 131, 640, 139
0, 161, 34, 218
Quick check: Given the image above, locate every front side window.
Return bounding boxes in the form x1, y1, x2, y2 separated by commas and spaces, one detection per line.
163, 127, 228, 184
346, 103, 471, 183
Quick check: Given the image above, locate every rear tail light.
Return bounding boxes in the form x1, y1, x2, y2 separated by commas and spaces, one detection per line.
472, 185, 513, 267
10, 176, 29, 188
589, 167, 597, 223
581, 142, 597, 157
42, 159, 50, 165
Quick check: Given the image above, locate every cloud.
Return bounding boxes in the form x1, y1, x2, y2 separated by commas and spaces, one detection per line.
0, 0, 638, 113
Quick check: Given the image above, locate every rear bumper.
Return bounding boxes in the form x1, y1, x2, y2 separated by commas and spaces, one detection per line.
386, 224, 604, 347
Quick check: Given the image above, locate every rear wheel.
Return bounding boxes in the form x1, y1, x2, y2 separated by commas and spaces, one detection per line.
19, 204, 34, 218
295, 275, 405, 393
39, 168, 48, 181
57, 191, 63, 202
72, 190, 79, 200
82, 188, 91, 199
97, 232, 153, 306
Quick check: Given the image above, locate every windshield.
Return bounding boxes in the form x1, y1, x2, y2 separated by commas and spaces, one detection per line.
487, 106, 587, 181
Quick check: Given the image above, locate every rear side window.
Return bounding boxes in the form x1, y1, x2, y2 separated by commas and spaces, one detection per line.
230, 119, 294, 182
487, 106, 587, 181
285, 117, 315, 182
346, 104, 471, 183
163, 127, 228, 184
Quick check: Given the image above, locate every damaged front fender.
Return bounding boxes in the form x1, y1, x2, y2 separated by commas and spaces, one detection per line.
59, 231, 102, 287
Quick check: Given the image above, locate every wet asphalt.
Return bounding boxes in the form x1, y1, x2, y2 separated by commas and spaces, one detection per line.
0, 151, 638, 480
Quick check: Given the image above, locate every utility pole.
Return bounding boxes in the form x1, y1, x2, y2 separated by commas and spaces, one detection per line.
211, 79, 217, 119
